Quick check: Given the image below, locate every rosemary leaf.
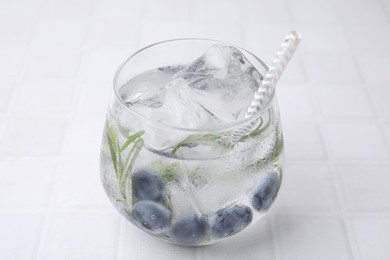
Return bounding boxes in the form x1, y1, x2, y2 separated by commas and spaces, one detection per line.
120, 130, 145, 152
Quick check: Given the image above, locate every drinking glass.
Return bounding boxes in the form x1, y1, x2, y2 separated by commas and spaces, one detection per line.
100, 39, 284, 246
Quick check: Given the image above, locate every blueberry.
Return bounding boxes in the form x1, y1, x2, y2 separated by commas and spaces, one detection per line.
132, 169, 164, 202
171, 216, 208, 246
251, 171, 280, 211
132, 201, 172, 235
211, 204, 253, 238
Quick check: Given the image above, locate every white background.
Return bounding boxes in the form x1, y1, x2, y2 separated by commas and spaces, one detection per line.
1, 0, 390, 259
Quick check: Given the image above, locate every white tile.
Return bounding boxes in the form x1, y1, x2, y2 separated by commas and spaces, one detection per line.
371, 87, 390, 119
34, 19, 88, 45
83, 46, 131, 81
243, 24, 295, 64
344, 25, 390, 54
334, 2, 389, 25
0, 45, 26, 76
357, 55, 390, 83
303, 55, 361, 83
143, 0, 191, 23
0, 79, 15, 113
352, 218, 390, 259
386, 122, 390, 142
278, 55, 306, 84
0, 159, 56, 208
0, 117, 67, 156
0, 16, 36, 44
316, 87, 375, 118
194, 0, 239, 24
202, 216, 275, 260
298, 25, 350, 53
93, 0, 141, 23
138, 21, 192, 47
26, 43, 83, 77
42, 0, 92, 21
87, 19, 139, 46
117, 219, 197, 260
242, 0, 291, 24
274, 164, 339, 212
39, 211, 119, 260
278, 87, 315, 118
335, 0, 384, 3
65, 116, 105, 157
337, 165, 390, 211
289, 2, 339, 25
0, 0, 42, 18
283, 122, 327, 160
54, 158, 111, 208
0, 212, 43, 260
11, 78, 76, 115
192, 21, 242, 46
77, 81, 111, 116
275, 216, 352, 259
313, 83, 365, 89
326, 122, 390, 160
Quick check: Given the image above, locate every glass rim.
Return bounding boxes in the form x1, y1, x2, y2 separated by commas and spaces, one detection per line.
113, 38, 275, 133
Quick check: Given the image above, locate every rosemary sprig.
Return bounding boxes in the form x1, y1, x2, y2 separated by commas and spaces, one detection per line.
171, 133, 223, 155
106, 126, 121, 177
106, 124, 144, 201
120, 130, 145, 153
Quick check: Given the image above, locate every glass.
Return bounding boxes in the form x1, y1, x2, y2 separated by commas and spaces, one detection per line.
100, 39, 284, 246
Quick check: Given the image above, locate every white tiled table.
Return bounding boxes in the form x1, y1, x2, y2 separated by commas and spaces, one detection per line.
1, 0, 390, 259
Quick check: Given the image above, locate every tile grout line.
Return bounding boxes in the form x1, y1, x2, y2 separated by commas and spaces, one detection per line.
0, 0, 52, 255
350, 38, 390, 156
114, 219, 124, 260
269, 215, 282, 260
0, 5, 46, 153
33, 0, 97, 258
308, 79, 362, 259
188, 0, 196, 40
358, 84, 390, 157
0, 0, 53, 257
236, 0, 245, 47
362, 84, 390, 152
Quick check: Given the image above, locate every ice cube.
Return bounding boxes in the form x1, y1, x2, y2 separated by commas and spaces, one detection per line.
119, 44, 263, 150
121, 69, 171, 108
174, 44, 262, 90
156, 78, 219, 128
173, 44, 263, 121
124, 77, 220, 150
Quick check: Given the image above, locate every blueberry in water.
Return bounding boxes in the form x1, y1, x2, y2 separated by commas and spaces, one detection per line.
171, 216, 208, 245
211, 204, 253, 238
251, 171, 280, 211
132, 169, 164, 202
132, 201, 172, 235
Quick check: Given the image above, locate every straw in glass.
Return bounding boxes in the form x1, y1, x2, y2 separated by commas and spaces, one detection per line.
222, 30, 302, 145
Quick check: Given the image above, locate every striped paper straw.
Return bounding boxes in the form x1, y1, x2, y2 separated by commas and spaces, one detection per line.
224, 30, 302, 145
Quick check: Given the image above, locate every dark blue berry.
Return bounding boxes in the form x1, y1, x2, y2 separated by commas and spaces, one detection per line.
132, 169, 164, 202
171, 216, 208, 246
132, 201, 172, 235
251, 171, 280, 211
211, 204, 253, 238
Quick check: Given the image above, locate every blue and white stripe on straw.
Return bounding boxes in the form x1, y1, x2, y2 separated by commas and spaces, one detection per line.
223, 30, 302, 145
